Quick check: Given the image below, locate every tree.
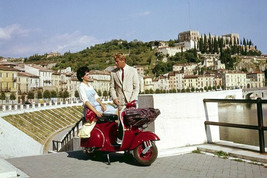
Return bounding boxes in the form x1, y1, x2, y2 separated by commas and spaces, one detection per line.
208, 86, 212, 91
75, 90, 79, 98
213, 37, 219, 53
43, 90, 51, 99
51, 90, 57, 98
147, 56, 152, 65
144, 89, 150, 94
168, 40, 175, 47
22, 94, 26, 103
62, 90, 69, 102
198, 37, 203, 53
0, 92, 6, 104
264, 69, 267, 85
58, 91, 63, 98
10, 93, 16, 104
103, 90, 108, 99
203, 34, 208, 53
208, 33, 213, 53
155, 89, 161, 94
37, 91, 43, 99
185, 50, 198, 63
28, 91, 35, 100
152, 62, 168, 77
97, 90, 102, 97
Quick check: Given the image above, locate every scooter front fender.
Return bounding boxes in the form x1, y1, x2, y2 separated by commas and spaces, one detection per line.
129, 131, 160, 150
80, 127, 105, 148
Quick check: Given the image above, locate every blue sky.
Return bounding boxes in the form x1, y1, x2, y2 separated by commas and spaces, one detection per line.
0, 0, 266, 58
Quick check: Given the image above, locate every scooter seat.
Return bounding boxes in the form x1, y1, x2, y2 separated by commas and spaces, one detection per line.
97, 113, 118, 123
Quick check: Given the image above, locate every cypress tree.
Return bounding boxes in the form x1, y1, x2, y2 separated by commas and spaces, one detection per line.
214, 37, 218, 54
204, 34, 207, 53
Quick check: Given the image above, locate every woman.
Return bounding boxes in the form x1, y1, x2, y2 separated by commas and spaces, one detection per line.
77, 66, 117, 123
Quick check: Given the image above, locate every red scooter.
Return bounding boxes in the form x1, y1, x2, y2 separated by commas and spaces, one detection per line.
80, 101, 160, 166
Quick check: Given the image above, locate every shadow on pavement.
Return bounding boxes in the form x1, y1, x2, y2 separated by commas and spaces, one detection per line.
66, 150, 140, 166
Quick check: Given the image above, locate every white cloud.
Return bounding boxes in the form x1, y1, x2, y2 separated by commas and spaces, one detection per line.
137, 11, 151, 16
0, 23, 101, 57
43, 31, 101, 53
0, 30, 101, 57
0, 24, 29, 40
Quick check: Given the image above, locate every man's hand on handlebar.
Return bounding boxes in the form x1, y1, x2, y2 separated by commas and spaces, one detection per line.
113, 98, 119, 105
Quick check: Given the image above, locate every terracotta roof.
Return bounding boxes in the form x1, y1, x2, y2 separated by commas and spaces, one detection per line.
18, 72, 39, 78
247, 71, 264, 74
183, 75, 198, 79
0, 66, 20, 71
30, 65, 53, 72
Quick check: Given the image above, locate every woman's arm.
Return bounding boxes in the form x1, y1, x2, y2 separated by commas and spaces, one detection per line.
78, 84, 102, 118
85, 101, 103, 118
96, 98, 107, 112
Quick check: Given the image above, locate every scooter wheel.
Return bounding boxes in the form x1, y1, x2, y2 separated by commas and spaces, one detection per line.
133, 141, 158, 166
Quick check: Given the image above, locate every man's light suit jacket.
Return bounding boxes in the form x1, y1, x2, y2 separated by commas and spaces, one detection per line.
110, 66, 139, 105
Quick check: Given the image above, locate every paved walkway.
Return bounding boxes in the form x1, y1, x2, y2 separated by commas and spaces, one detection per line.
2, 145, 267, 178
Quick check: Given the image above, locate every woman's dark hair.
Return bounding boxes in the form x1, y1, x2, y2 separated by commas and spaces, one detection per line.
77, 66, 89, 82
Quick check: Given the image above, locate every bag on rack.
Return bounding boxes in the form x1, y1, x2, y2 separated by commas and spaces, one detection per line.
124, 108, 160, 127
78, 121, 96, 138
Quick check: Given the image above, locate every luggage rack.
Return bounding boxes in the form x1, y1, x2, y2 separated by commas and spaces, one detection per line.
97, 114, 118, 123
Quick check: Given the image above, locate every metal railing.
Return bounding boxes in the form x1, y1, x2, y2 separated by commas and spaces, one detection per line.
52, 117, 83, 152
203, 98, 267, 153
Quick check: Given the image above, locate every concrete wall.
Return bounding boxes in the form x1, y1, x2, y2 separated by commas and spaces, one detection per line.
150, 89, 242, 150
0, 118, 43, 159
0, 102, 83, 159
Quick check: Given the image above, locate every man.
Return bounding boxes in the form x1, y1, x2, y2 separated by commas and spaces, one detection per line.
110, 53, 139, 110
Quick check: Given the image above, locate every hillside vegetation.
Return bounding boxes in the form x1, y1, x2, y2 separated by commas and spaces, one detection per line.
24, 38, 262, 77
25, 39, 158, 76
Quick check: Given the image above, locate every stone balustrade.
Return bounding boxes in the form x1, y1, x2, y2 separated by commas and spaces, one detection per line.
0, 100, 84, 112
0, 99, 114, 112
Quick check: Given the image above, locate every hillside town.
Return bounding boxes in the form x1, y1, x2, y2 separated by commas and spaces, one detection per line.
0, 30, 266, 104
